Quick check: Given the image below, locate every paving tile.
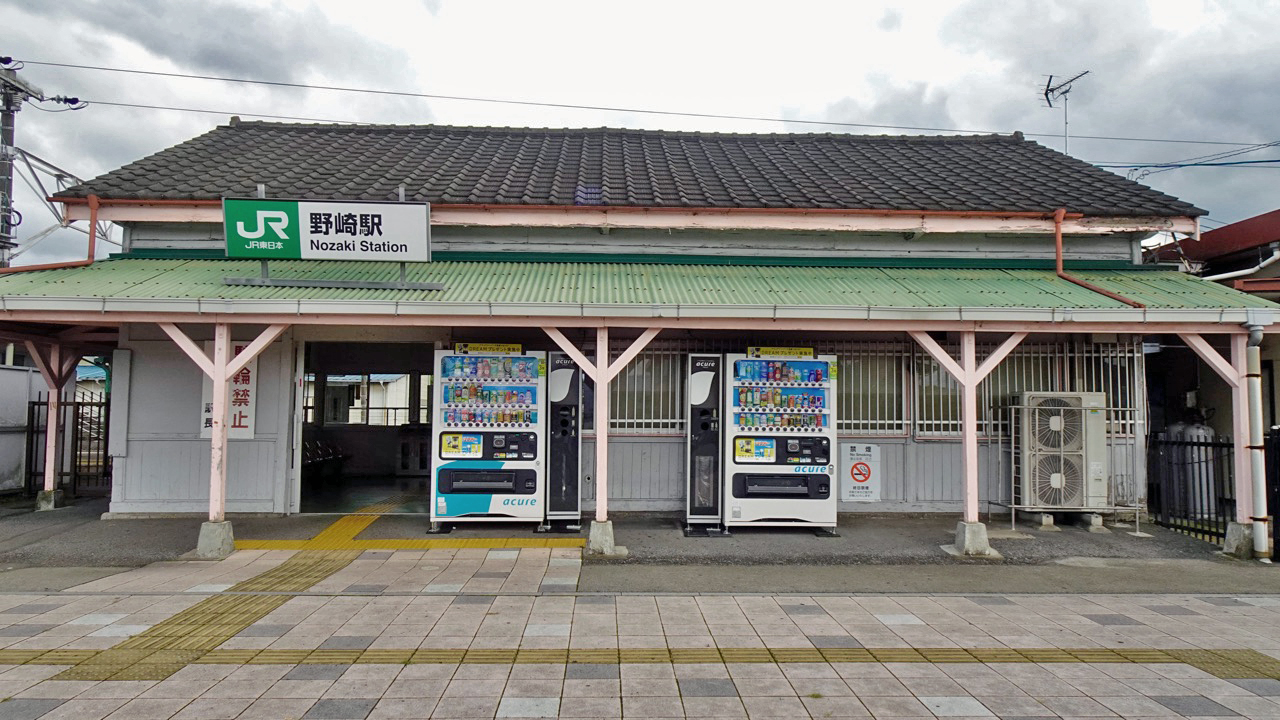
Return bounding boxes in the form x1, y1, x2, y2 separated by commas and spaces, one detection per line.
860, 695, 931, 716
1228, 677, 1280, 695
2, 605, 64, 615
171, 697, 253, 719
66, 614, 130, 626
682, 695, 748, 717
37, 697, 130, 720
965, 597, 1015, 606
780, 604, 827, 616
556, 696, 621, 717
429, 695, 501, 717
1144, 605, 1201, 616
807, 635, 863, 648
368, 697, 438, 718
237, 698, 317, 719
87, 624, 150, 638
344, 585, 389, 593
450, 597, 492, 606
678, 677, 738, 697
0, 625, 55, 637
236, 624, 294, 637
565, 663, 617, 679
305, 697, 379, 718
495, 697, 559, 717
873, 614, 923, 626
102, 698, 190, 718
0, 698, 65, 720
739, 695, 808, 717
917, 696, 993, 717
801, 695, 870, 717
975, 696, 1055, 716
320, 636, 376, 650
1084, 614, 1142, 626
620, 696, 683, 718
1199, 597, 1248, 606
287, 665, 352, 681
1150, 694, 1241, 716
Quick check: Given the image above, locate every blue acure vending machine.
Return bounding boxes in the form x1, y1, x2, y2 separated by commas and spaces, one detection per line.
431, 345, 547, 526
722, 349, 838, 529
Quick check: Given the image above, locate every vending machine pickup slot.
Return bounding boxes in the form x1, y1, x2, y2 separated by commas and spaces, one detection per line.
448, 471, 516, 492
732, 472, 831, 499
743, 474, 810, 495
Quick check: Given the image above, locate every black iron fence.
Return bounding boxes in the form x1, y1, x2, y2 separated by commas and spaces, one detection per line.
26, 392, 111, 497
1147, 434, 1235, 542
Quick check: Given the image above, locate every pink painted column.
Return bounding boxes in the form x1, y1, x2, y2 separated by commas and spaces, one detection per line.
960, 332, 980, 523
1231, 334, 1253, 523
42, 345, 62, 494
594, 326, 609, 523
208, 323, 231, 523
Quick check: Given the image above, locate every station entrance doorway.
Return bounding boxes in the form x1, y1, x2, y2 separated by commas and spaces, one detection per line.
300, 342, 433, 513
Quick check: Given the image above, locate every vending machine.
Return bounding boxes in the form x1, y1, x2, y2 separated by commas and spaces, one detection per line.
431, 345, 546, 525
723, 349, 838, 529
685, 354, 726, 533
544, 352, 583, 527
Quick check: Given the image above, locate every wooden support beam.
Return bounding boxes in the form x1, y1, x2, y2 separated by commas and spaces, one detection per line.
541, 327, 598, 382
1178, 333, 1240, 388
158, 322, 289, 523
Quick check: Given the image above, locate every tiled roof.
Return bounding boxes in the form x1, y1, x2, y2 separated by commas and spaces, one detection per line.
55, 122, 1205, 217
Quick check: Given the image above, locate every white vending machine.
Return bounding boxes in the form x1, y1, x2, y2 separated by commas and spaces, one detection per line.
431, 345, 547, 525
723, 349, 838, 529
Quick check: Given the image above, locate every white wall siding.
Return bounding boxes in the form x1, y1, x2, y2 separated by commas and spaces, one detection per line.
0, 367, 39, 492
113, 335, 290, 514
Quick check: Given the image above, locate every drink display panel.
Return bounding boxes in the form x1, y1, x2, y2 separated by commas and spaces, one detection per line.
723, 353, 838, 527
431, 349, 546, 523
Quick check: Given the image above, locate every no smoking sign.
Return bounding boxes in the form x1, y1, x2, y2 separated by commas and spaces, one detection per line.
841, 444, 881, 502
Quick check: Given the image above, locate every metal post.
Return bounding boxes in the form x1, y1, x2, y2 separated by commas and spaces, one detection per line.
0, 85, 18, 265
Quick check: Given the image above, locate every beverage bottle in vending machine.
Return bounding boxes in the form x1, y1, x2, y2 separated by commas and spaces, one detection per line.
772, 388, 781, 407
443, 384, 452, 404
816, 365, 824, 382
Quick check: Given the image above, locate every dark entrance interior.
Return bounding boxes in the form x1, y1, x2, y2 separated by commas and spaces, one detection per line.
301, 342, 433, 513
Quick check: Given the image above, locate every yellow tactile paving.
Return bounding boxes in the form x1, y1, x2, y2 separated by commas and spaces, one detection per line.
235, 495, 586, 550
16, 646, 1280, 678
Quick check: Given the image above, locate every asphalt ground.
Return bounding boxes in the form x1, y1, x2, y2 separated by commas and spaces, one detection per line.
0, 498, 1273, 595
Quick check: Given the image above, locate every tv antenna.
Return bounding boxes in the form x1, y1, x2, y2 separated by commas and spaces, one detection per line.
1043, 70, 1089, 154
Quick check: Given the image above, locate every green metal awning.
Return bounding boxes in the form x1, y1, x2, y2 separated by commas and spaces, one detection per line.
0, 258, 1273, 322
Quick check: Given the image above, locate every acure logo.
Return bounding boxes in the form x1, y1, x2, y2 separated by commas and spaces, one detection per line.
236, 211, 290, 240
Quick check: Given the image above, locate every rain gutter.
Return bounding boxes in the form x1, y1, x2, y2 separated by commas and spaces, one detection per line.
1053, 207, 1144, 308
0, 194, 100, 275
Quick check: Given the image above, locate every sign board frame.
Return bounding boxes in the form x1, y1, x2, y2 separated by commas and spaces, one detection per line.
223, 197, 431, 262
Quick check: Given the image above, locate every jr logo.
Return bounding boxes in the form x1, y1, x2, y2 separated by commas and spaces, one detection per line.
236, 211, 290, 240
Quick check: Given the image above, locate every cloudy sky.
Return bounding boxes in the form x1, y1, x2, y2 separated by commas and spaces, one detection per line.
3, 0, 1278, 264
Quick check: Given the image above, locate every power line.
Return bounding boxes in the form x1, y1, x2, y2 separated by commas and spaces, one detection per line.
82, 100, 363, 125
15, 58, 1271, 148
1096, 159, 1280, 169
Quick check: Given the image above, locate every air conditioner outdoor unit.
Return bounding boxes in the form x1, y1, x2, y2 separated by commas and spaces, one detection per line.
1017, 392, 1109, 510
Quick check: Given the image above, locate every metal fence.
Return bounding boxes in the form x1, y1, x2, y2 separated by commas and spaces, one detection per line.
1147, 433, 1234, 541
26, 391, 111, 497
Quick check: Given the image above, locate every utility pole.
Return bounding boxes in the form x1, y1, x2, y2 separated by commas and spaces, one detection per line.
1, 63, 45, 267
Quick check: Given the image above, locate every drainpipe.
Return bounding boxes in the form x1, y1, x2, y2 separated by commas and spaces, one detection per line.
1246, 322, 1271, 561
1053, 207, 1145, 308
1204, 244, 1280, 282
0, 194, 99, 274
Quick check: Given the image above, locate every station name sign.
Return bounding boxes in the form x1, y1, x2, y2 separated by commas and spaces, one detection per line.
224, 198, 430, 262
